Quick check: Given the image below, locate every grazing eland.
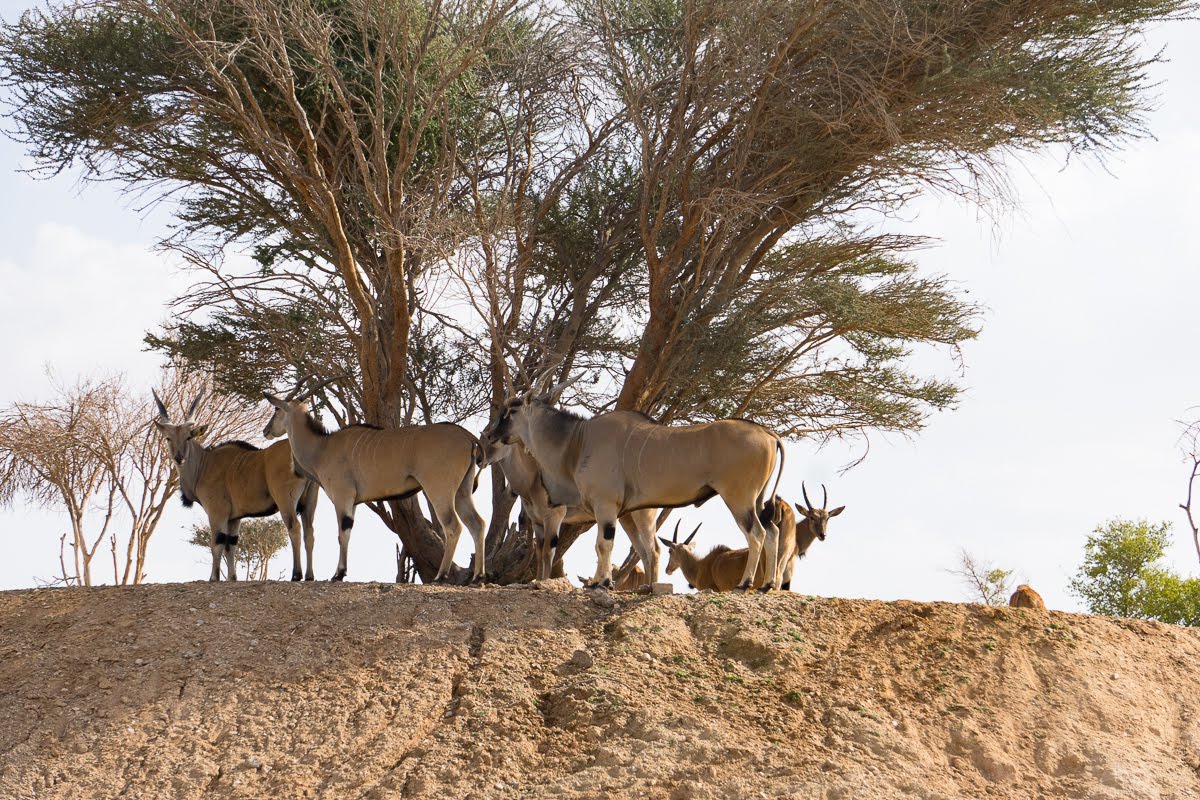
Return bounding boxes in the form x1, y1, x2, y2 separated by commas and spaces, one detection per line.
263, 384, 487, 583
486, 369, 786, 590
151, 389, 319, 582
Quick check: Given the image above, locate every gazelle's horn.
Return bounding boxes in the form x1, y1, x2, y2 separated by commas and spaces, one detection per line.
672, 520, 681, 544
151, 389, 169, 421
822, 483, 828, 510
683, 523, 701, 545
802, 481, 814, 510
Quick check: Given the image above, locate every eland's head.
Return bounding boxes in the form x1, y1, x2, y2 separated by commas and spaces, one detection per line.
793, 482, 845, 542
263, 376, 339, 439
151, 388, 207, 465
485, 365, 582, 447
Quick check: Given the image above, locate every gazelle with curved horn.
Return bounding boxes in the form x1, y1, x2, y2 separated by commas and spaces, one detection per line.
487, 366, 787, 590
151, 387, 320, 582
785, 482, 845, 588
659, 505, 799, 592
263, 378, 488, 583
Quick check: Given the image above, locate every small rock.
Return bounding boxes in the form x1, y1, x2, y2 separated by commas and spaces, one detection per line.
379, 584, 393, 593
208, 602, 217, 609
134, 658, 146, 667
651, 582, 674, 596
1110, 673, 1120, 680
570, 650, 595, 669
589, 589, 616, 609
641, 652, 654, 663
240, 756, 262, 771
249, 639, 258, 648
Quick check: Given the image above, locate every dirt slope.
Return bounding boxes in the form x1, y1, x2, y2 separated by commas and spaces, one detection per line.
1, 582, 1199, 799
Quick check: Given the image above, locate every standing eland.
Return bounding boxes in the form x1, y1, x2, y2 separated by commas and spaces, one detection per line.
151, 388, 320, 582
263, 382, 488, 583
486, 369, 786, 590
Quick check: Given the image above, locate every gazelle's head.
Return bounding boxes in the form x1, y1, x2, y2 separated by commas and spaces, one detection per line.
658, 520, 702, 576
793, 482, 845, 542
151, 389, 207, 465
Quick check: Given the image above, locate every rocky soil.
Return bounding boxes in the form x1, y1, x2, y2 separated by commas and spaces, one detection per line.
2, 581, 1199, 799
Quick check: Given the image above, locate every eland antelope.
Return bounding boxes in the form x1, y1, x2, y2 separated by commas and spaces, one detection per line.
152, 389, 319, 582
486, 369, 786, 591
263, 385, 487, 582
482, 434, 662, 583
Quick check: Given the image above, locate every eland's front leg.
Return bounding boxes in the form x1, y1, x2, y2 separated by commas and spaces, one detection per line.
588, 504, 620, 588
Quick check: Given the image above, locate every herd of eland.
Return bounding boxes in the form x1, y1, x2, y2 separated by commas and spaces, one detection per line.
152, 368, 846, 592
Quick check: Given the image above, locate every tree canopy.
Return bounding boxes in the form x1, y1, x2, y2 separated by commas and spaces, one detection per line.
3, 0, 1191, 580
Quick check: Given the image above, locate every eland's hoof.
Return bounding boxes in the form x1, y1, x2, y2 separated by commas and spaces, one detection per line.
305, 574, 315, 582
291, 571, 303, 582
330, 572, 346, 582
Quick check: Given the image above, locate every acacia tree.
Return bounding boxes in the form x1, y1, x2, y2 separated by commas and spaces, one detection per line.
3, 0, 1192, 582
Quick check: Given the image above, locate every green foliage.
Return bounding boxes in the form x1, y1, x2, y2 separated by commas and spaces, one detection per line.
189, 519, 289, 581
1069, 519, 1200, 626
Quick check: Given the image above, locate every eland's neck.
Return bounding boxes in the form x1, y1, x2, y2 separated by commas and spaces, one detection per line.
284, 409, 325, 470
179, 440, 210, 503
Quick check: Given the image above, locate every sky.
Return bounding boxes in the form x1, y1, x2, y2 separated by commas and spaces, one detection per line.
1, 4, 1198, 609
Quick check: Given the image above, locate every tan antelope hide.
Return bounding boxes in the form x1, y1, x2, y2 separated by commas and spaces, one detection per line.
152, 388, 319, 582
486, 370, 786, 590
263, 388, 486, 582
482, 435, 662, 583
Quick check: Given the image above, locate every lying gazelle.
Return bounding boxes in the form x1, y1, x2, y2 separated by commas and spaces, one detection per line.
1009, 584, 1046, 609
661, 486, 843, 591
152, 389, 319, 582
483, 428, 661, 584
486, 367, 786, 590
263, 381, 487, 582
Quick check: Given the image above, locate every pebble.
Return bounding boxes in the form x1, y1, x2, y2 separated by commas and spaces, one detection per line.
589, 589, 616, 609
208, 602, 217, 609
570, 650, 594, 669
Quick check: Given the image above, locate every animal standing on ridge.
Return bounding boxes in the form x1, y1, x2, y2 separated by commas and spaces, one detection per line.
487, 367, 787, 590
483, 430, 662, 583
1009, 584, 1047, 609
151, 389, 319, 582
785, 483, 845, 590
263, 382, 488, 583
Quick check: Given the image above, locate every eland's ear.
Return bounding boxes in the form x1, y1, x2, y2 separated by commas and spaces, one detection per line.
153, 419, 168, 431
828, 505, 846, 517
190, 423, 209, 440
264, 392, 286, 409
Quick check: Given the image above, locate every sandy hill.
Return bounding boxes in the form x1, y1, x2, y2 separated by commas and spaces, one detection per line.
1, 582, 1199, 799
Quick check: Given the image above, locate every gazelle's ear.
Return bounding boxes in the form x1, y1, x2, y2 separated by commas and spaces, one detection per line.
190, 423, 209, 440
828, 505, 846, 517
658, 536, 675, 549
264, 392, 287, 409
793, 502, 810, 518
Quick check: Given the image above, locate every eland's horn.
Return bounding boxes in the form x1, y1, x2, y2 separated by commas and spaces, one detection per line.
151, 388, 169, 421
684, 522, 701, 546
185, 389, 206, 421
299, 375, 342, 402
285, 374, 316, 401
802, 481, 814, 510
545, 372, 584, 401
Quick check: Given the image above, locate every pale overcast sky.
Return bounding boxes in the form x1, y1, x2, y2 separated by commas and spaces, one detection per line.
1, 2, 1198, 608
